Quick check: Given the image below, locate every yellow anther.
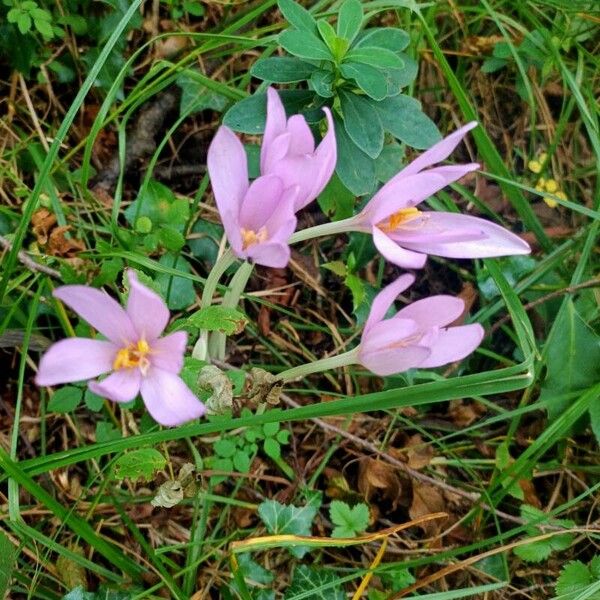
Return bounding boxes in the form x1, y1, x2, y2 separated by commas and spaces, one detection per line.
545, 179, 558, 193
379, 207, 421, 233
528, 160, 542, 174
240, 226, 268, 250
113, 339, 151, 374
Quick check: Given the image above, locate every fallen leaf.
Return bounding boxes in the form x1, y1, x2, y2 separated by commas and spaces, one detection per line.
47, 226, 85, 257
448, 400, 485, 427
406, 434, 434, 470
409, 483, 447, 535
31, 208, 57, 245
358, 458, 401, 509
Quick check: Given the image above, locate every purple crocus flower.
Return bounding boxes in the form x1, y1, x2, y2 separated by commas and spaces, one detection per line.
35, 271, 206, 427
358, 274, 484, 376
261, 87, 336, 211
207, 126, 298, 268
348, 122, 531, 268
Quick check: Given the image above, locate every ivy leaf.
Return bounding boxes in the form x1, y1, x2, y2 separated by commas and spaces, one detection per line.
251, 57, 316, 83
185, 306, 248, 335
48, 386, 83, 413
113, 449, 166, 482
336, 0, 363, 44
285, 565, 345, 600
317, 172, 355, 221
375, 95, 441, 149
279, 30, 333, 61
329, 500, 369, 537
258, 499, 317, 558
355, 27, 410, 52
334, 116, 376, 196
339, 90, 384, 158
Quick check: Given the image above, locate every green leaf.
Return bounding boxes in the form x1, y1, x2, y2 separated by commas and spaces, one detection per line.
258, 499, 317, 558
17, 12, 32, 34
233, 449, 251, 473
186, 306, 248, 335
375, 94, 441, 149
340, 62, 388, 100
334, 116, 376, 195
385, 54, 418, 95
95, 422, 121, 444
183, 0, 204, 16
113, 448, 166, 482
176, 71, 228, 115
279, 30, 333, 61
330, 500, 369, 537
84, 389, 105, 412
236, 554, 274, 586
157, 226, 185, 252
223, 90, 315, 134
263, 437, 281, 460
540, 299, 600, 422
278, 0, 318, 35
214, 438, 236, 458
317, 172, 355, 220
345, 47, 404, 69
285, 565, 345, 599
317, 19, 337, 54
336, 0, 363, 43
339, 90, 384, 158
251, 57, 316, 83
355, 27, 410, 52
48, 386, 83, 413
7, 8, 20, 24
555, 561, 593, 599
310, 69, 335, 97
0, 530, 16, 599
188, 219, 222, 265
125, 180, 189, 231
33, 16, 54, 38
322, 261, 347, 277
345, 272, 365, 312
374, 142, 405, 183
155, 255, 196, 310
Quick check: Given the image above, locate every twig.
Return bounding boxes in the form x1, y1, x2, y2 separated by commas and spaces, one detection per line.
0, 235, 61, 279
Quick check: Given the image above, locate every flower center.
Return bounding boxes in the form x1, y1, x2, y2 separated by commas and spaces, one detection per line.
378, 207, 421, 233
241, 226, 268, 250
113, 339, 151, 375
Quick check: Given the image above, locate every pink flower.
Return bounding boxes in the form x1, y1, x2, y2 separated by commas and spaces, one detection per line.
349, 123, 531, 268
261, 87, 336, 211
358, 274, 484, 376
35, 271, 205, 427
207, 126, 298, 268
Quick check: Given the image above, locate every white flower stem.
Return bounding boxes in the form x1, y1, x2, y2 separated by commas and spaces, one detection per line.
209, 260, 254, 360
288, 218, 358, 244
277, 348, 360, 382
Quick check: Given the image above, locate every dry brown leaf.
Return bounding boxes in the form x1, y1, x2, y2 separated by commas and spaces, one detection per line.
47, 226, 85, 257
519, 479, 541, 508
358, 458, 401, 509
406, 434, 434, 470
448, 399, 485, 427
31, 208, 57, 245
409, 483, 447, 535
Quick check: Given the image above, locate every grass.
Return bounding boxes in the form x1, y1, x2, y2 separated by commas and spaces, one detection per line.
0, 0, 599, 598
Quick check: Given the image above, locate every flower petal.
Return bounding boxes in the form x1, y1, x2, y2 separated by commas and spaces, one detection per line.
361, 318, 418, 355
419, 323, 484, 368
399, 122, 478, 178
359, 344, 430, 376
88, 369, 141, 403
398, 212, 531, 258
364, 273, 415, 333
207, 126, 248, 241
396, 295, 465, 328
425, 163, 479, 187
360, 172, 447, 226
36, 338, 117, 386
261, 87, 288, 172
239, 175, 284, 232
140, 367, 206, 427
126, 270, 169, 341
53, 286, 136, 345
261, 132, 291, 174
246, 241, 292, 268
286, 114, 315, 154
373, 227, 428, 269
151, 331, 187, 373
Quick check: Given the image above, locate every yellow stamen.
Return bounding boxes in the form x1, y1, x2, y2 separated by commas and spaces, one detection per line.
113, 339, 151, 374
378, 207, 421, 233
241, 226, 268, 250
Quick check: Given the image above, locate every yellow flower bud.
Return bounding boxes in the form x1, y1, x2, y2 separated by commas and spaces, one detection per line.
543, 196, 558, 209
555, 191, 567, 201
545, 179, 558, 193
538, 152, 548, 164
528, 160, 542, 174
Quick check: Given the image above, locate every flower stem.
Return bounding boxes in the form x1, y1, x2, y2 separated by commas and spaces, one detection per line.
209, 260, 254, 360
288, 218, 359, 244
277, 348, 359, 382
